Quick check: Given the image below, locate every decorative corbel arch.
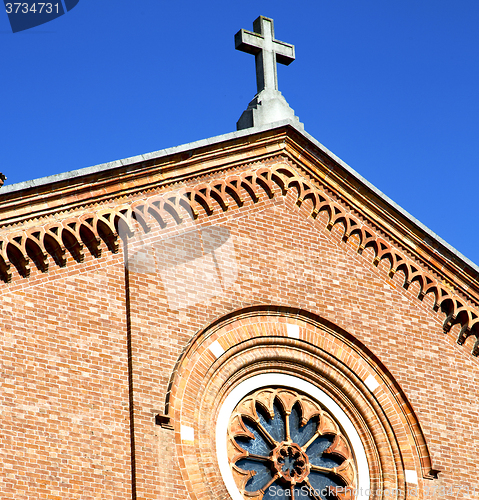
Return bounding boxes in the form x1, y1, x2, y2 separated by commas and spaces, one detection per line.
1, 161, 478, 355
162, 306, 438, 500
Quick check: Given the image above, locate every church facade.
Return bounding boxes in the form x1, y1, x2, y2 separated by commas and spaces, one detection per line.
1, 16, 478, 500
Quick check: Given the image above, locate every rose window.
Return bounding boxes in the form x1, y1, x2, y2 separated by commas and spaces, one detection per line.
227, 388, 356, 500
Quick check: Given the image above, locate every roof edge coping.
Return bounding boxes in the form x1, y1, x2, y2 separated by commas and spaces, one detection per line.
1, 119, 478, 274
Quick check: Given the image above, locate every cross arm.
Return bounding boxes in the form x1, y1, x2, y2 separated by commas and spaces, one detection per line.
235, 29, 264, 55
274, 41, 295, 66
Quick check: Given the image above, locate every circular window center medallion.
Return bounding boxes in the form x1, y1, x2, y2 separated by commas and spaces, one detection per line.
272, 442, 310, 483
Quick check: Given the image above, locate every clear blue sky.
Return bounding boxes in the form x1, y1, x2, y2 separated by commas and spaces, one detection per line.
1, 1, 478, 266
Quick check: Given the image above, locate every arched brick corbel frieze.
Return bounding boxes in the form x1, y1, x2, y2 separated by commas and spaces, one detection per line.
162, 306, 438, 500
0, 162, 478, 354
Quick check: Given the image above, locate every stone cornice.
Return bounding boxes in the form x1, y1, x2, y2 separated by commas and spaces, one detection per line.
0, 128, 289, 227
281, 131, 479, 308
1, 125, 478, 355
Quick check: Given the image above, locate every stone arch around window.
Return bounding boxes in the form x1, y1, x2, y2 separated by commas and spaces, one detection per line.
164, 306, 438, 500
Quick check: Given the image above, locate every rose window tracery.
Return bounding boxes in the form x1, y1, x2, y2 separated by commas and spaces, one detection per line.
227, 388, 356, 500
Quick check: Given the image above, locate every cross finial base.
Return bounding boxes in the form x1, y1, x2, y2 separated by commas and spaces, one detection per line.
236, 89, 303, 131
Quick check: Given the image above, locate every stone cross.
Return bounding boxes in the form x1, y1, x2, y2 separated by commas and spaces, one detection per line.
235, 16, 295, 94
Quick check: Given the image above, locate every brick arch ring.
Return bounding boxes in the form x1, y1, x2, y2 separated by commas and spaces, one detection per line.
164, 306, 438, 500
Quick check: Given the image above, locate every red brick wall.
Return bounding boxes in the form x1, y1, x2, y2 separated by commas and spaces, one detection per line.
1, 252, 132, 499
1, 157, 478, 499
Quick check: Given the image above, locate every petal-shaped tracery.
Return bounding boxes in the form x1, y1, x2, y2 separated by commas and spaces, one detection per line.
227, 388, 357, 500
257, 399, 286, 444
290, 403, 318, 447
